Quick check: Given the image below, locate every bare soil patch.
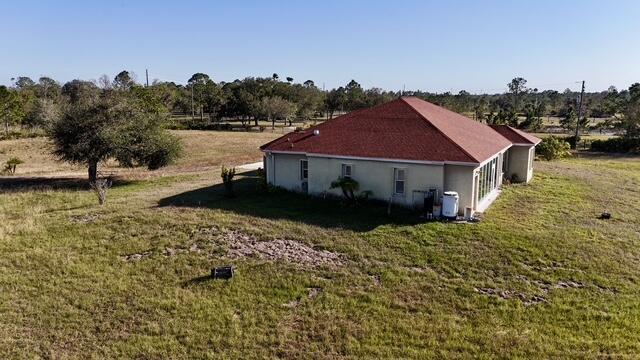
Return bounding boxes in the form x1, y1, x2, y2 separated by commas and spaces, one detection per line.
68, 213, 103, 224
221, 230, 344, 267
119, 227, 344, 267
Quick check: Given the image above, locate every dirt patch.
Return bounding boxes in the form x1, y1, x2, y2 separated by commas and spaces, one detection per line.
121, 251, 152, 262
370, 274, 381, 286
476, 276, 597, 306
162, 243, 201, 257
69, 214, 103, 224
221, 230, 344, 267
474, 287, 547, 306
120, 227, 344, 268
307, 287, 323, 299
282, 287, 323, 309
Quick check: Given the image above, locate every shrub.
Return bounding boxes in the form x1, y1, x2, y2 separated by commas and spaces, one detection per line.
2, 157, 24, 175
330, 177, 373, 204
256, 167, 268, 192
536, 136, 571, 161
590, 137, 640, 153
221, 166, 236, 197
330, 177, 359, 202
562, 135, 580, 149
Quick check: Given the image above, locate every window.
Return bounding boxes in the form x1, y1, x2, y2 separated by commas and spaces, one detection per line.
477, 155, 500, 202
393, 168, 405, 195
300, 159, 308, 180
341, 164, 353, 179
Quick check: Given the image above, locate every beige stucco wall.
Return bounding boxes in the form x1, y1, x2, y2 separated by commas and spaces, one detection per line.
306, 156, 445, 208
443, 164, 476, 214
267, 153, 307, 192
266, 153, 503, 215
507, 145, 534, 183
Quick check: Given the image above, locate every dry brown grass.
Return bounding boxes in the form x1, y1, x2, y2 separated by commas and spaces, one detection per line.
0, 130, 280, 179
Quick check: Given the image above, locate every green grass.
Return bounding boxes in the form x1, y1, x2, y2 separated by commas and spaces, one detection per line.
1, 155, 640, 358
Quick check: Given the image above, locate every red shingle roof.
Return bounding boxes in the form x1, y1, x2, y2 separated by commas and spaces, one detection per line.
261, 97, 513, 164
489, 125, 542, 145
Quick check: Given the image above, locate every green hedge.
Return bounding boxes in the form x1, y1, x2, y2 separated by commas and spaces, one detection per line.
590, 137, 640, 153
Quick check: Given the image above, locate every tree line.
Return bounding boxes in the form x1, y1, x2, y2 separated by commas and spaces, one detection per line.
1, 72, 639, 137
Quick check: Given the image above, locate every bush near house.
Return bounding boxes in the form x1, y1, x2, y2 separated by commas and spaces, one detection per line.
329, 177, 373, 204
536, 136, 571, 161
591, 137, 640, 153
221, 166, 236, 197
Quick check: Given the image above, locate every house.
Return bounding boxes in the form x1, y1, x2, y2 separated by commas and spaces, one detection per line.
259, 96, 541, 215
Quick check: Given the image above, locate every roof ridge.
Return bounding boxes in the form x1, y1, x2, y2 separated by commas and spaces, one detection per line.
399, 97, 480, 163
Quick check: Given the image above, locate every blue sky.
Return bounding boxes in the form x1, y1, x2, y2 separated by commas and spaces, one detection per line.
1, 0, 639, 93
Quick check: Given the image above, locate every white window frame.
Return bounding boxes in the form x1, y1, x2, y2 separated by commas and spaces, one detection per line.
341, 163, 353, 179
393, 168, 406, 196
300, 159, 308, 180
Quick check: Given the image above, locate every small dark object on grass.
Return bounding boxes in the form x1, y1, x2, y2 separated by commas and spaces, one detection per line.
211, 265, 234, 279
599, 211, 611, 220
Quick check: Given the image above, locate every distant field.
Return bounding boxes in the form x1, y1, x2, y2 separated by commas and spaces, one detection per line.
1, 131, 639, 357
170, 114, 330, 133
0, 130, 280, 178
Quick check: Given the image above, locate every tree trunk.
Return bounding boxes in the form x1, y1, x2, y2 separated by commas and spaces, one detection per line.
271, 117, 275, 130
254, 117, 258, 126
88, 162, 98, 183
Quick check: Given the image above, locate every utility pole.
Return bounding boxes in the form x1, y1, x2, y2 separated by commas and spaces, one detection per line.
145, 69, 149, 87
574, 80, 585, 149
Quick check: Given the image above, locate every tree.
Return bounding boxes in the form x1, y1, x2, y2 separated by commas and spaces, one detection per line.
286, 77, 294, 83
37, 77, 61, 100
258, 96, 296, 129
113, 71, 136, 91
97, 75, 112, 90
344, 80, 365, 111
14, 76, 36, 89
507, 77, 528, 114
187, 73, 223, 124
61, 80, 99, 104
325, 87, 346, 119
560, 107, 588, 134
621, 83, 640, 138
48, 94, 181, 183
521, 100, 546, 130
0, 86, 24, 134
24, 98, 59, 128
473, 97, 488, 122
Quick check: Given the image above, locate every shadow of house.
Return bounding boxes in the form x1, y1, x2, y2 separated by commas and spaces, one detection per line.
0, 176, 132, 193
158, 171, 421, 232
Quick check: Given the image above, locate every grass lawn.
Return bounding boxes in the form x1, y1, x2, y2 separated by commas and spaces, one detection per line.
1, 134, 639, 357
